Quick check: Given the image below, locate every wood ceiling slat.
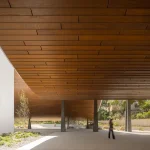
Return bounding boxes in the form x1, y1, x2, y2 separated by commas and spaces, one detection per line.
22, 75, 50, 79
0, 41, 24, 45
25, 41, 101, 46
0, 23, 61, 29
62, 23, 147, 30
9, 0, 107, 8
108, 0, 150, 8
78, 55, 145, 59
20, 71, 66, 74
15, 65, 35, 68
0, 16, 78, 22
44, 61, 150, 66
20, 71, 150, 75
80, 16, 150, 23
5, 51, 29, 55
80, 35, 150, 41
120, 30, 150, 35
145, 55, 150, 59
67, 70, 150, 74
0, 30, 37, 35
18, 67, 78, 70
146, 25, 150, 29
101, 41, 150, 46
0, 35, 78, 41
37, 30, 120, 35
126, 9, 150, 16
0, 8, 32, 15
41, 46, 114, 51
0, 0, 10, 7
65, 58, 130, 62
28, 50, 98, 55
51, 84, 150, 89
100, 51, 150, 55
10, 58, 64, 62
32, 8, 126, 16
25, 80, 150, 84
115, 46, 150, 50
2, 46, 41, 50
8, 55, 77, 59
79, 67, 150, 70
12, 62, 46, 65
66, 58, 150, 62
50, 75, 104, 79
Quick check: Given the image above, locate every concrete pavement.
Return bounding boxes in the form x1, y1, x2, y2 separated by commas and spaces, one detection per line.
30, 129, 150, 150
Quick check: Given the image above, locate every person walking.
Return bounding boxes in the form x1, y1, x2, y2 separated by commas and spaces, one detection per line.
108, 119, 115, 139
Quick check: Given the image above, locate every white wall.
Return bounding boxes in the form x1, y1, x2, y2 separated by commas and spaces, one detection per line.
0, 47, 14, 134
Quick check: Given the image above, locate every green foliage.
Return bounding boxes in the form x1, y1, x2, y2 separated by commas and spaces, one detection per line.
131, 114, 137, 119
0, 141, 4, 146
140, 100, 150, 112
100, 100, 150, 120
16, 90, 30, 118
16, 90, 30, 128
136, 111, 150, 119
55, 121, 61, 124
138, 127, 144, 131
32, 121, 61, 124
0, 132, 39, 147
98, 108, 109, 120
113, 121, 119, 126
107, 100, 128, 119
42, 121, 54, 124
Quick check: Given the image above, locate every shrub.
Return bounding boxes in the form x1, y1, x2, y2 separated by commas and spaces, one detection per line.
113, 122, 119, 126
119, 126, 125, 131
0, 141, 4, 146
0, 131, 39, 147
138, 127, 144, 131
136, 111, 150, 119
136, 113, 144, 119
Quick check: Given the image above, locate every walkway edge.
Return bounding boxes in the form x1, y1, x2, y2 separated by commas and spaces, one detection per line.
17, 136, 57, 150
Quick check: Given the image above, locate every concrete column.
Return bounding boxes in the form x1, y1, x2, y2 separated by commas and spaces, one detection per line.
67, 117, 69, 129
61, 100, 66, 132
93, 99, 98, 132
86, 118, 89, 129
126, 100, 132, 132
125, 104, 127, 131
28, 118, 31, 129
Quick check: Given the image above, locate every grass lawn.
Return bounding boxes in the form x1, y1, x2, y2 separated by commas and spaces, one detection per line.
0, 131, 39, 147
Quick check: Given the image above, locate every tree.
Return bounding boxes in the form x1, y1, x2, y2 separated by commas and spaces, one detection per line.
134, 100, 150, 119
107, 100, 126, 116
16, 90, 31, 129
139, 100, 150, 112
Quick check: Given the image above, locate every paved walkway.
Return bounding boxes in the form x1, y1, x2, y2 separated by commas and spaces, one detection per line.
29, 129, 150, 150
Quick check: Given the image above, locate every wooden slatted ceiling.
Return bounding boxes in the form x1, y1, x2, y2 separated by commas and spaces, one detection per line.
1, 0, 150, 100
15, 70, 95, 119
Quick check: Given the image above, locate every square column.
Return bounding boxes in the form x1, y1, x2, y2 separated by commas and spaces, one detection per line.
67, 117, 69, 129
61, 100, 66, 132
125, 105, 127, 131
126, 100, 132, 132
93, 99, 98, 132
86, 118, 89, 129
